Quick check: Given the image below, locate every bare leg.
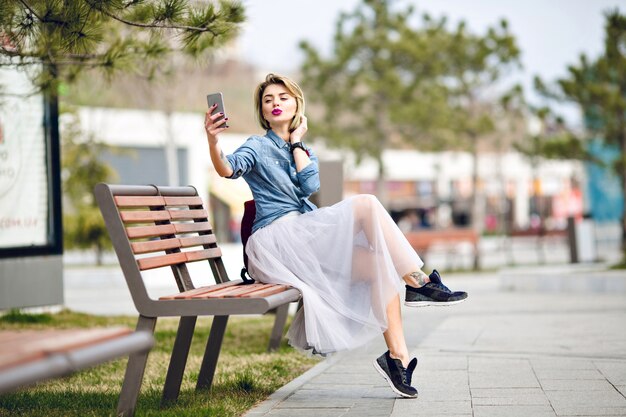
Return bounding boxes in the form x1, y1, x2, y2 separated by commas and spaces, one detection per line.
383, 294, 410, 367
351, 195, 430, 288
403, 270, 430, 288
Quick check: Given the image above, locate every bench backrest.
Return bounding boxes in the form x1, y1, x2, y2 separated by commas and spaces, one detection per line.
95, 184, 229, 311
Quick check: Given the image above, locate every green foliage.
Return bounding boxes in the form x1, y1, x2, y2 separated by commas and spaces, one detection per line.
0, 310, 319, 417
0, 0, 245, 90
534, 10, 626, 176
299, 0, 519, 216
534, 9, 626, 256
61, 111, 119, 261
0, 309, 52, 324
298, 0, 520, 175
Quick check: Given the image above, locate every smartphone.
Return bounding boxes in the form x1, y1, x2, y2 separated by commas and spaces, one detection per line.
206, 92, 228, 128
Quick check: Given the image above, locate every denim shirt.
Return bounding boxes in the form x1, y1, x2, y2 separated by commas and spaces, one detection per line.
226, 130, 320, 233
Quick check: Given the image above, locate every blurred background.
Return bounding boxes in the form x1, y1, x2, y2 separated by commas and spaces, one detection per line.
1, 0, 625, 311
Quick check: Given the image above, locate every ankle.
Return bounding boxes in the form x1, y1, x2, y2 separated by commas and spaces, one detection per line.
403, 271, 430, 288
389, 351, 409, 368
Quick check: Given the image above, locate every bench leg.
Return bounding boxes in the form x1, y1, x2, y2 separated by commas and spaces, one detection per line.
117, 315, 157, 417
161, 316, 197, 406
268, 304, 289, 352
196, 315, 229, 391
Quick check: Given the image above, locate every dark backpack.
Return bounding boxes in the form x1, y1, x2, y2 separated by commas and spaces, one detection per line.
240, 199, 256, 284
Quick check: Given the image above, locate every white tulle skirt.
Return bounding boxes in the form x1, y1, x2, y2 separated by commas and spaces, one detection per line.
245, 194, 424, 355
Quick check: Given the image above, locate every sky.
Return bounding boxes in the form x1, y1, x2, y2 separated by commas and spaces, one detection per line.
237, 0, 626, 125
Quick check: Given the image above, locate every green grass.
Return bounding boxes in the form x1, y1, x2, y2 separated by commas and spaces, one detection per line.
0, 310, 320, 417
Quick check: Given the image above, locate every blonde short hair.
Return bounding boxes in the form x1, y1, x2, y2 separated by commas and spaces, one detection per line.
254, 73, 305, 132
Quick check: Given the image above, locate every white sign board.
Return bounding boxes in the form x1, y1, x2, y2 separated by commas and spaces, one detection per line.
0, 67, 49, 248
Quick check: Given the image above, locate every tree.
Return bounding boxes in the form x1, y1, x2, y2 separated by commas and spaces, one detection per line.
0, 0, 245, 90
1, 0, 245, 260
299, 0, 520, 269
61, 111, 119, 264
442, 19, 520, 269
299, 0, 457, 206
534, 10, 626, 261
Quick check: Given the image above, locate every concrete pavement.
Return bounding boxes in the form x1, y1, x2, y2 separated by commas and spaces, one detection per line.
245, 271, 626, 417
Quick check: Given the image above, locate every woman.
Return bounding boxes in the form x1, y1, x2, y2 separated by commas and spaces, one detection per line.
204, 73, 467, 398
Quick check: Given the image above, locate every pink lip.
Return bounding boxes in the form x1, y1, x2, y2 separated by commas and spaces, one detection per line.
271, 108, 282, 115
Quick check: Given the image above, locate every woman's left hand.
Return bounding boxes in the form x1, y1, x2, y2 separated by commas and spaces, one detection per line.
290, 115, 308, 143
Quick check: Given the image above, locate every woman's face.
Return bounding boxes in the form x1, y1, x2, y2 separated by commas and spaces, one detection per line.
261, 83, 297, 128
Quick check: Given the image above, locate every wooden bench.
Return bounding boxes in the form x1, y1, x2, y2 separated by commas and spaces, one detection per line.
95, 183, 301, 416
0, 328, 153, 395
404, 228, 479, 267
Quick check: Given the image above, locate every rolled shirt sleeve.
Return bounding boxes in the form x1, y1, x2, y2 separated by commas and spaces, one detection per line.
226, 138, 259, 179
297, 147, 320, 195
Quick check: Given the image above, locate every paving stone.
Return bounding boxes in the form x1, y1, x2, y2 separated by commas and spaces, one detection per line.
545, 389, 626, 408
552, 406, 626, 416
341, 399, 395, 417
471, 387, 545, 397
473, 405, 557, 417
299, 383, 376, 391
469, 356, 533, 372
414, 370, 470, 389
530, 358, 596, 370
275, 397, 356, 409
287, 387, 367, 400
416, 355, 468, 371
391, 399, 472, 416
469, 370, 540, 388
266, 408, 349, 417
472, 394, 550, 406
310, 372, 372, 385
595, 361, 626, 385
416, 388, 471, 402
471, 387, 549, 406
363, 386, 399, 399
534, 369, 605, 380
540, 379, 616, 391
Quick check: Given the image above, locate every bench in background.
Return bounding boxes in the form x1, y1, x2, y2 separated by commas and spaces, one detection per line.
405, 228, 479, 268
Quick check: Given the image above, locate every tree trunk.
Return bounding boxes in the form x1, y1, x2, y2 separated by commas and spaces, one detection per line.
470, 135, 482, 270
618, 129, 626, 264
96, 242, 103, 266
375, 154, 388, 208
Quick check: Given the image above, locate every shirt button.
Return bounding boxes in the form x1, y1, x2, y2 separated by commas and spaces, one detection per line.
275, 161, 279, 164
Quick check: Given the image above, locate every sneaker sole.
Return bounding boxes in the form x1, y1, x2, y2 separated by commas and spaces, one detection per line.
372, 359, 418, 398
404, 298, 467, 307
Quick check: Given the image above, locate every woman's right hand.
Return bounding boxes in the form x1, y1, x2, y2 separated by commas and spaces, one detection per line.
204, 104, 229, 145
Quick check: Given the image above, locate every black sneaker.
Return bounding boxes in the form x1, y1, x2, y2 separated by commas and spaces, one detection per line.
373, 351, 418, 398
405, 270, 468, 307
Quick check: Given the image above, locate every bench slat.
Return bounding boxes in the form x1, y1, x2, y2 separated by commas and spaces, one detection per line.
0, 328, 132, 370
137, 252, 187, 270
120, 210, 170, 223
174, 222, 212, 234
221, 283, 275, 298
169, 209, 209, 220
204, 283, 265, 298
159, 280, 241, 300
131, 238, 181, 254
179, 235, 216, 247
126, 224, 176, 239
164, 196, 203, 206
184, 248, 222, 262
115, 196, 165, 207
239, 285, 291, 298
190, 283, 263, 299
